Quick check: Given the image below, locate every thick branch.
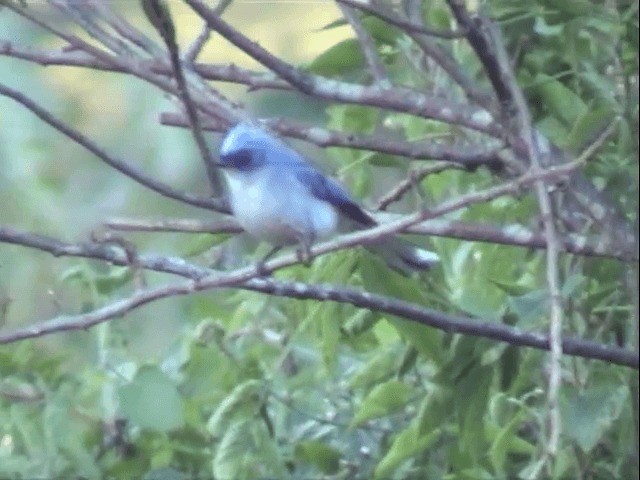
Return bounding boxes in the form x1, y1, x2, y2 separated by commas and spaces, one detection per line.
184, 0, 502, 137
0, 249, 636, 369
102, 215, 636, 261
160, 112, 505, 170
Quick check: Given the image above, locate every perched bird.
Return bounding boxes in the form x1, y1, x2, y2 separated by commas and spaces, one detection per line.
218, 122, 438, 273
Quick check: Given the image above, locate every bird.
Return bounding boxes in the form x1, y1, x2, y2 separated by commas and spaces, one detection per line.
217, 121, 439, 273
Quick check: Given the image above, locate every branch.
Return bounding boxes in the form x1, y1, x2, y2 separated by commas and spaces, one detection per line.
445, 1, 516, 114
184, 0, 503, 137
471, 11, 564, 462
0, 83, 224, 212
142, 0, 223, 194
104, 217, 242, 234
159, 112, 505, 170
101, 214, 636, 261
375, 163, 463, 210
408, 220, 635, 261
336, 0, 465, 39
0, 258, 636, 369
338, 1, 390, 86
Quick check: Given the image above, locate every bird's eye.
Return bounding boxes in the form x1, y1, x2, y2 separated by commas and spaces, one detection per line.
227, 149, 253, 169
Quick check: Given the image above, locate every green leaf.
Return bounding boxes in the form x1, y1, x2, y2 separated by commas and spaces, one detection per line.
212, 419, 284, 479
351, 379, 412, 426
306, 38, 366, 76
374, 423, 441, 479
321, 307, 341, 372
367, 152, 404, 167
341, 309, 379, 337
318, 17, 348, 31
206, 380, 262, 437
487, 412, 535, 474
118, 365, 184, 432
533, 16, 564, 36
326, 104, 379, 134
94, 266, 134, 294
561, 385, 628, 452
348, 347, 399, 389
212, 420, 251, 480
491, 279, 533, 297
533, 74, 587, 126
294, 440, 341, 474
564, 107, 615, 153
361, 16, 401, 45
182, 233, 228, 257
416, 389, 452, 436
454, 365, 492, 460
509, 289, 548, 327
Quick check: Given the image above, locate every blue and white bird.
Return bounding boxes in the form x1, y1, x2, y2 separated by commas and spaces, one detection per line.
218, 122, 439, 273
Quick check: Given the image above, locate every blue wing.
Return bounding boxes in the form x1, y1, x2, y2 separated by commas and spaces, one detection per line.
296, 168, 375, 227
258, 127, 376, 226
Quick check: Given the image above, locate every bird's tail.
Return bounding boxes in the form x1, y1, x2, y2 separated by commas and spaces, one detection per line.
365, 237, 439, 274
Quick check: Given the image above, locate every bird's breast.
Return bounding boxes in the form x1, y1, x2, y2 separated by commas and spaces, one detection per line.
223, 169, 338, 246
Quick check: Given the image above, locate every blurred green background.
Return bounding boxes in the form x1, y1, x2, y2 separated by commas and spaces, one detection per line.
0, 1, 350, 358
1, 2, 637, 478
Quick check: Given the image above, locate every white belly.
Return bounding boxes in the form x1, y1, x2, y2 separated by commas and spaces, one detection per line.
223, 169, 339, 246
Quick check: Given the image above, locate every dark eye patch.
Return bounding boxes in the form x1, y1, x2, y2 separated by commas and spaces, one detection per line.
223, 148, 253, 169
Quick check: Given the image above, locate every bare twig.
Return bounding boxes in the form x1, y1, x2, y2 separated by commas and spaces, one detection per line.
104, 217, 242, 235
0, 239, 636, 368
336, 0, 465, 39
469, 11, 564, 465
376, 163, 462, 210
143, 0, 223, 194
184, 22, 211, 64
184, 0, 502, 137
338, 2, 390, 86
104, 214, 636, 261
0, 83, 224, 211
160, 111, 505, 170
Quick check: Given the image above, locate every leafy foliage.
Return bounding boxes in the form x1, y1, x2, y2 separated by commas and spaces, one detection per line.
0, 0, 637, 479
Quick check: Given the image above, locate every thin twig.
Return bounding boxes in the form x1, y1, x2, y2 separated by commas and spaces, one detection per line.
0, 243, 636, 368
336, 0, 465, 39
103, 214, 636, 261
160, 112, 505, 170
104, 217, 242, 234
338, 2, 390, 86
143, 0, 223, 194
376, 163, 461, 210
481, 13, 564, 465
0, 83, 224, 211
184, 22, 211, 64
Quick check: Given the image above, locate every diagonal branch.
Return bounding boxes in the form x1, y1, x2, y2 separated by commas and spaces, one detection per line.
143, 0, 223, 194
0, 241, 636, 369
159, 112, 505, 170
184, 0, 503, 137
336, 0, 465, 39
0, 83, 224, 211
461, 9, 564, 463
101, 215, 637, 261
338, 1, 390, 86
